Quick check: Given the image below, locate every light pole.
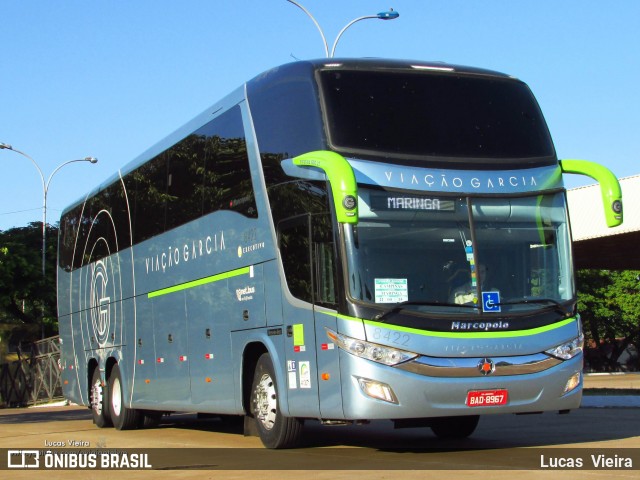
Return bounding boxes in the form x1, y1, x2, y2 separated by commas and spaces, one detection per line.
0, 142, 97, 337
285, 1, 399, 58
331, 10, 399, 58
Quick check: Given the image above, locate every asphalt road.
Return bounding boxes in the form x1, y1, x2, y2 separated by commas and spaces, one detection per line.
0, 403, 639, 479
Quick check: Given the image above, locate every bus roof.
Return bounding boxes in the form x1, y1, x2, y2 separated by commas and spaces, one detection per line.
250, 58, 514, 81
60, 59, 522, 217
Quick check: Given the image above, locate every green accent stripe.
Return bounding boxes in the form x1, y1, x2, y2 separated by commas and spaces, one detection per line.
148, 266, 251, 298
321, 311, 576, 339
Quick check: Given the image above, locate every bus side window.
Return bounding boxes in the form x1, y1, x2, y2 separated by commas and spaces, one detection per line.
277, 213, 338, 307
278, 215, 313, 303
312, 213, 337, 308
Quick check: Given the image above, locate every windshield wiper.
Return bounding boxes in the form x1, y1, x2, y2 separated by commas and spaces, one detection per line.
374, 300, 478, 322
495, 298, 573, 316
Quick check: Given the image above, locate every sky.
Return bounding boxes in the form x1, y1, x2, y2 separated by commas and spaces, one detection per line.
1, 0, 639, 231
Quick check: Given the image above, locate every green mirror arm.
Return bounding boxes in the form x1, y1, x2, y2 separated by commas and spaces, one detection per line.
560, 159, 623, 228
292, 151, 358, 224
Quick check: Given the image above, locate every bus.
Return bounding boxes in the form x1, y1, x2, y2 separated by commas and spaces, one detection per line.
58, 58, 623, 449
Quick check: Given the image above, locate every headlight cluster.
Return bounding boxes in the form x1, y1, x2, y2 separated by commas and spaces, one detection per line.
326, 329, 418, 366
545, 334, 584, 360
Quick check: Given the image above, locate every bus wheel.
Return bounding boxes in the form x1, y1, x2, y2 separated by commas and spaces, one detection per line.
250, 353, 303, 448
108, 364, 141, 430
90, 368, 112, 428
430, 415, 480, 439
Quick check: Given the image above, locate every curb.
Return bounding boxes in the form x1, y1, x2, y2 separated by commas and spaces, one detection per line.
580, 395, 640, 408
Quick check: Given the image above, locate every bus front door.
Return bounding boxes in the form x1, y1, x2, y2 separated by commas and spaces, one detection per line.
278, 213, 342, 419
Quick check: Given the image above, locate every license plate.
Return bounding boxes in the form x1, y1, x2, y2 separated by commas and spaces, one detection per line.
466, 389, 508, 407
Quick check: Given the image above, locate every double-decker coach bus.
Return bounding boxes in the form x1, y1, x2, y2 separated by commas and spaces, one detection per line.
58, 59, 623, 448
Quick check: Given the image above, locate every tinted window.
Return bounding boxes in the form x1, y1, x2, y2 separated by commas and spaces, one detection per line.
277, 212, 337, 306
273, 182, 337, 305
320, 70, 555, 162
58, 204, 82, 271
59, 178, 132, 270
248, 74, 325, 190
125, 105, 256, 244
198, 112, 256, 218
128, 153, 168, 244
278, 216, 312, 303
268, 180, 330, 226
60, 105, 257, 270
166, 138, 203, 231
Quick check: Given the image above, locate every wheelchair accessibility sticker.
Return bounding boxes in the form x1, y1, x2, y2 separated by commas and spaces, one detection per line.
482, 291, 501, 313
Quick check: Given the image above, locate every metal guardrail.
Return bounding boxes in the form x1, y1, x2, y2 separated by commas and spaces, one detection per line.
0, 336, 63, 407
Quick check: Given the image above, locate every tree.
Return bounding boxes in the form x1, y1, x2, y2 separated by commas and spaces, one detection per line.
0, 223, 58, 344
577, 269, 640, 371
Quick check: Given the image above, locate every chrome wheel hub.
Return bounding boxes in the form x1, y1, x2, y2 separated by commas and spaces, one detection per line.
111, 377, 122, 417
253, 373, 277, 430
91, 379, 103, 415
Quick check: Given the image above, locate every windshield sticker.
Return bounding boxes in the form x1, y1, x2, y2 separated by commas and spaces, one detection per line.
465, 243, 476, 285
482, 291, 502, 313
375, 278, 409, 303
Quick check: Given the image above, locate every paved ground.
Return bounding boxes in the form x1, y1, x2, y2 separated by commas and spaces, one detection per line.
583, 372, 640, 389
582, 373, 640, 408
1, 405, 639, 479
0, 373, 637, 479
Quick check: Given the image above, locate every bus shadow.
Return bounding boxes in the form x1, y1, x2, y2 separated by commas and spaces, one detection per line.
296, 408, 639, 450
5, 404, 636, 453
0, 406, 91, 425
156, 406, 639, 450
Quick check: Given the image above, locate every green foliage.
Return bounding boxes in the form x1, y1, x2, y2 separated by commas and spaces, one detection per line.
577, 269, 640, 371
0, 223, 58, 344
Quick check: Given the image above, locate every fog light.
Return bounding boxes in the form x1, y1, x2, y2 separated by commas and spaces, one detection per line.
564, 372, 581, 394
356, 377, 398, 404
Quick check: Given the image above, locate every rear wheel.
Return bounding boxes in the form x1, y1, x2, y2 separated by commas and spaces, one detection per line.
90, 368, 112, 428
251, 353, 303, 448
108, 364, 142, 430
430, 415, 480, 439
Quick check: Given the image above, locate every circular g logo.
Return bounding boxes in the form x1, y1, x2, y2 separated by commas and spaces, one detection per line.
90, 260, 111, 346
78, 208, 123, 349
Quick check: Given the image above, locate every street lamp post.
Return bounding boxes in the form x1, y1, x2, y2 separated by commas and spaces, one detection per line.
330, 10, 399, 58
0, 142, 97, 337
285, 0, 329, 58
285, 1, 399, 58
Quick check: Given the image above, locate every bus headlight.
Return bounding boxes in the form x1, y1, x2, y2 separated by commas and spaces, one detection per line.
545, 334, 584, 360
326, 329, 418, 366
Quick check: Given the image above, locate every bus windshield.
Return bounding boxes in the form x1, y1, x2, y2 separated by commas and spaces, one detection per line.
343, 189, 573, 315
320, 69, 555, 163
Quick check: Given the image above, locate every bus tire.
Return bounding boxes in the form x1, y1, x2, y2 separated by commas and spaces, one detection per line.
430, 415, 480, 439
90, 368, 112, 428
250, 353, 303, 449
108, 364, 141, 430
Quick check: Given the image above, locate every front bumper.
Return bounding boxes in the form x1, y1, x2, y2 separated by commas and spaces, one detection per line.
338, 350, 583, 420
